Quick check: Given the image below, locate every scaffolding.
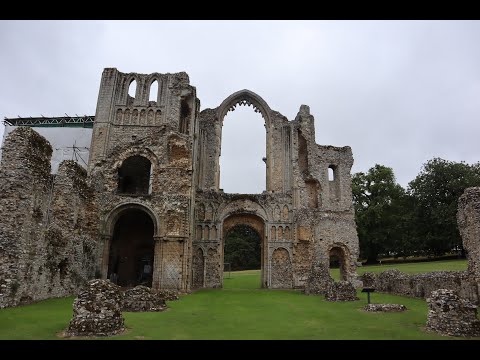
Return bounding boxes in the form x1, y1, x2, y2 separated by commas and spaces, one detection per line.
3, 114, 95, 128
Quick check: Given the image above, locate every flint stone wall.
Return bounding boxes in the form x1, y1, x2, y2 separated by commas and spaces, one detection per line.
426, 289, 480, 337
362, 269, 478, 304
325, 281, 358, 301
65, 279, 124, 337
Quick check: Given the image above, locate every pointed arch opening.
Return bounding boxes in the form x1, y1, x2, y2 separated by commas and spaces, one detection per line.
219, 105, 266, 194
128, 79, 137, 98
149, 79, 158, 104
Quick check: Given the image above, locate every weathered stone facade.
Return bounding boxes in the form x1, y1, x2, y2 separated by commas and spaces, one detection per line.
426, 289, 480, 338
65, 279, 125, 337
0, 68, 360, 306
0, 128, 97, 308
458, 187, 480, 284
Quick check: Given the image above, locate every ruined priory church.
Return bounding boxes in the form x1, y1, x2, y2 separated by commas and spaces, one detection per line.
0, 68, 359, 308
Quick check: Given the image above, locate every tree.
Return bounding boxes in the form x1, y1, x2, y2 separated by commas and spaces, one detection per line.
352, 164, 408, 263
408, 158, 480, 257
224, 225, 261, 271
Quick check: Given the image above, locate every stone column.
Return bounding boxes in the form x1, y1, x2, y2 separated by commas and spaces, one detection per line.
100, 235, 112, 279
152, 236, 162, 290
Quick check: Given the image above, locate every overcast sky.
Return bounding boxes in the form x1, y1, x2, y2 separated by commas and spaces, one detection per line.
1, 20, 479, 192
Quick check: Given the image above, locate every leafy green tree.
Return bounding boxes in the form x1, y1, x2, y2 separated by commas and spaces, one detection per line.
224, 225, 261, 270
352, 164, 407, 263
408, 158, 480, 257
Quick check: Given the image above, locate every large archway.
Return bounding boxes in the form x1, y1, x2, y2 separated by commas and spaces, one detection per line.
222, 213, 266, 288
107, 208, 155, 287
215, 90, 274, 193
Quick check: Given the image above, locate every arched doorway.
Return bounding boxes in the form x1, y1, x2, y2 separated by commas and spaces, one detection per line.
222, 213, 266, 288
107, 208, 155, 287
224, 224, 261, 271
329, 246, 348, 281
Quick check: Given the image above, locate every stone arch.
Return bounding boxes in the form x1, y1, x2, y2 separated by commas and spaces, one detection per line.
205, 204, 214, 221
328, 243, 351, 281
113, 147, 158, 172
271, 247, 293, 289
271, 226, 277, 240
282, 205, 289, 221
215, 90, 275, 193
203, 225, 210, 240
103, 202, 160, 237
102, 203, 159, 285
127, 77, 137, 99
221, 205, 267, 287
273, 205, 281, 221
148, 78, 159, 104
196, 224, 202, 240
216, 89, 272, 127
217, 198, 268, 225
192, 247, 205, 289
196, 204, 205, 221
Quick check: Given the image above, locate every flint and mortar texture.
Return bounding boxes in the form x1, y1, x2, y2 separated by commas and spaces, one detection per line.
65, 279, 124, 337
426, 289, 480, 337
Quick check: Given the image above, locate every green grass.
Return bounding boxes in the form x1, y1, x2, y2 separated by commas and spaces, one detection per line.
0, 259, 476, 340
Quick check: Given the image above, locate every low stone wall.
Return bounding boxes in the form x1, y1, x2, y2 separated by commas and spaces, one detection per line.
360, 269, 479, 304
363, 304, 407, 312
426, 289, 480, 337
65, 279, 124, 337
122, 286, 167, 312
325, 281, 358, 302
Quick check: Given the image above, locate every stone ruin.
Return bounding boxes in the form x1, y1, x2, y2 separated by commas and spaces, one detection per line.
325, 281, 358, 302
304, 262, 333, 295
157, 290, 180, 301
426, 289, 480, 338
360, 272, 376, 288
122, 285, 167, 312
0, 67, 360, 308
363, 269, 478, 304
65, 279, 124, 337
0, 128, 97, 309
363, 304, 407, 312
458, 187, 480, 285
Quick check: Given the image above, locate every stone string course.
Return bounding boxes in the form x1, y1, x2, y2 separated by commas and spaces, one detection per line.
426, 289, 480, 337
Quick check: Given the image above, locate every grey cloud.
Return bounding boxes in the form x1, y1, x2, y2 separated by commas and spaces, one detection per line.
1, 20, 479, 190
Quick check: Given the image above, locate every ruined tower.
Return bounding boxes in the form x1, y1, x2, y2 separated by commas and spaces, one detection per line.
88, 69, 198, 291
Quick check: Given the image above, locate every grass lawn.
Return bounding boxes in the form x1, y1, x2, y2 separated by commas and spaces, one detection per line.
0, 259, 476, 340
